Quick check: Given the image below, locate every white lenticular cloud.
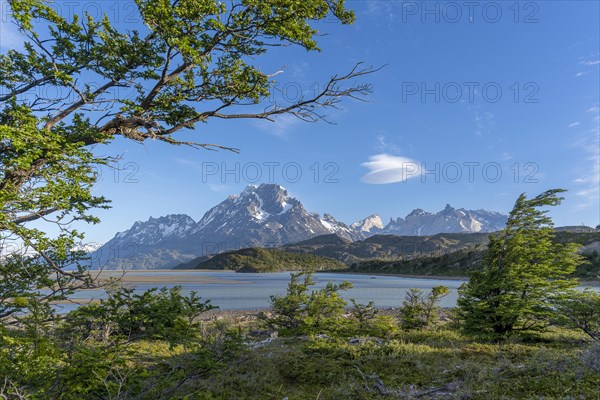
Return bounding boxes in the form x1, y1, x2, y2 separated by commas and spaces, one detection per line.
360, 153, 421, 184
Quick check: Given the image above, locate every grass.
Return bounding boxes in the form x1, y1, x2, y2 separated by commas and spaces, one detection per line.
162, 319, 600, 400
4, 309, 597, 399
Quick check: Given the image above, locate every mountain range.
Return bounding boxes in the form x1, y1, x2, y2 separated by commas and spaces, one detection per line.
176, 229, 600, 279
175, 232, 493, 270
89, 183, 509, 269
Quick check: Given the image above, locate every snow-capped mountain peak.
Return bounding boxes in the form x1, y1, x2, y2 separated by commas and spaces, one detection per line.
379, 206, 507, 236
71, 242, 104, 253
91, 184, 507, 269
351, 214, 384, 234
407, 208, 432, 217
109, 214, 197, 246
189, 184, 361, 246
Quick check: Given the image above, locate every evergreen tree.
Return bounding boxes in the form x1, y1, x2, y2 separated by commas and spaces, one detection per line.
458, 189, 583, 335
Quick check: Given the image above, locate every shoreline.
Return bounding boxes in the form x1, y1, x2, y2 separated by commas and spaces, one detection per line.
328, 270, 469, 281
330, 270, 599, 284
92, 269, 243, 284
93, 268, 598, 284
167, 268, 469, 281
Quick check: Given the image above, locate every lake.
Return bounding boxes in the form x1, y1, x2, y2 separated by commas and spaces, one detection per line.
55, 270, 599, 313
55, 270, 468, 313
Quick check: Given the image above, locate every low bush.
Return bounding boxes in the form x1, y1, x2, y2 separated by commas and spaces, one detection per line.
398, 286, 449, 330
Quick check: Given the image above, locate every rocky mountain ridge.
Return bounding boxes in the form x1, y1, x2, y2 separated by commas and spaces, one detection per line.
89, 183, 510, 269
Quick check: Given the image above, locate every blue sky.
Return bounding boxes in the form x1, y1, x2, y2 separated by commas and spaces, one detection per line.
1, 0, 599, 244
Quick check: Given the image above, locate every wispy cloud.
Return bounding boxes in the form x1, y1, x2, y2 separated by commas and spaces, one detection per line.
0, 2, 24, 50
586, 106, 600, 114
498, 152, 512, 161
573, 55, 599, 80
290, 62, 309, 80
569, 122, 581, 128
474, 110, 495, 137
360, 154, 421, 184
572, 106, 600, 209
174, 157, 200, 167
375, 133, 402, 155
253, 114, 301, 137
208, 184, 229, 192
142, 170, 163, 179
364, 0, 396, 19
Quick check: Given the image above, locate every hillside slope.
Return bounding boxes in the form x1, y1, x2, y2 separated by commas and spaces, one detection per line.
174, 247, 346, 273
346, 231, 600, 279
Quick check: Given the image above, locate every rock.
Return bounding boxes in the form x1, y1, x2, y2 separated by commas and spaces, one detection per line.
348, 337, 383, 345
248, 329, 278, 339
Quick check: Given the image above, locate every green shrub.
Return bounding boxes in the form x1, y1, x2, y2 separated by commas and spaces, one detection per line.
581, 341, 600, 373
348, 300, 398, 338
62, 286, 216, 345
554, 289, 600, 340
264, 271, 352, 336
399, 286, 449, 330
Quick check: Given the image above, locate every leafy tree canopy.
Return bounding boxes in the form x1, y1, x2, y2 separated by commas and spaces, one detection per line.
0, 0, 374, 320
458, 189, 584, 336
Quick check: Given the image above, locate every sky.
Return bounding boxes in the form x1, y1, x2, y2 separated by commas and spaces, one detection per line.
1, 0, 599, 244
